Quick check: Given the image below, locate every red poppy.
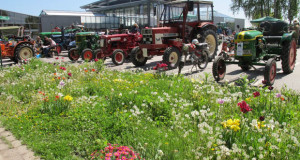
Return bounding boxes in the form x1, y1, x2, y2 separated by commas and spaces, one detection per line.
238, 101, 253, 113
94, 58, 99, 62
268, 86, 274, 90
259, 116, 265, 121
68, 73, 72, 77
253, 91, 260, 97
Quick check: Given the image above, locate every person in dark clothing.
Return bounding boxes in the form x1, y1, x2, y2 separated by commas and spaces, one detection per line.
42, 36, 56, 57
130, 23, 140, 33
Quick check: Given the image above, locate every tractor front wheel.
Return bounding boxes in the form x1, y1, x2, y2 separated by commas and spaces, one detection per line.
15, 43, 35, 62
131, 47, 148, 67
264, 58, 277, 86
94, 49, 106, 61
201, 29, 218, 62
68, 48, 80, 61
281, 39, 297, 74
82, 49, 94, 62
212, 56, 226, 81
163, 47, 181, 69
112, 49, 125, 65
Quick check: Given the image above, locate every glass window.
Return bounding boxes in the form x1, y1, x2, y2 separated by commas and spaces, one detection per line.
200, 4, 212, 21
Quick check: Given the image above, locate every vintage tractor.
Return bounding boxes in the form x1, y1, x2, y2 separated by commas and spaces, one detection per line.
213, 18, 297, 85
95, 32, 142, 65
68, 31, 142, 65
68, 32, 100, 62
0, 26, 34, 62
131, 0, 217, 69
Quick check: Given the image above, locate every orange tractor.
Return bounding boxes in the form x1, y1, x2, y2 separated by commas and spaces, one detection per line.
0, 26, 34, 63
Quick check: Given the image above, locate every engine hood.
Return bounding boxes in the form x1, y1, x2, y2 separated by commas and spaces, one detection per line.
235, 30, 263, 43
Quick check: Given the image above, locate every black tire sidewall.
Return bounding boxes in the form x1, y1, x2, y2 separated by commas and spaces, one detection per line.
131, 47, 147, 66
163, 47, 181, 69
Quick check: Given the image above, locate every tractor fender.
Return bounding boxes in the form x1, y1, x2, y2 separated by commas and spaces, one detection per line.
197, 23, 217, 32
280, 32, 295, 45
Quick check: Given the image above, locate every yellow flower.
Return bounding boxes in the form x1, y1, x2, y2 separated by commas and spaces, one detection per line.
256, 121, 266, 129
246, 97, 251, 102
221, 119, 241, 132
63, 95, 73, 101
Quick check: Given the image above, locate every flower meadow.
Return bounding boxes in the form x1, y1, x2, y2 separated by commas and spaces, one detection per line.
0, 58, 299, 160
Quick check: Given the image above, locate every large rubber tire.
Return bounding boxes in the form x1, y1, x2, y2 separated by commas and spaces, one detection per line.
197, 49, 209, 69
200, 29, 218, 62
15, 43, 34, 62
81, 48, 94, 62
68, 48, 80, 61
131, 46, 148, 67
112, 49, 125, 65
241, 65, 251, 71
212, 56, 226, 81
264, 58, 277, 86
281, 39, 297, 74
163, 47, 181, 69
94, 49, 106, 61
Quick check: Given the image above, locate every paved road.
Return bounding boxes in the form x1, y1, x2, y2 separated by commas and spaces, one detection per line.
2, 46, 300, 92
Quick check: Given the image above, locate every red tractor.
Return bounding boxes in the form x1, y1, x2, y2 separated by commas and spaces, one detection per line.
94, 32, 142, 65
0, 26, 34, 62
131, 0, 218, 69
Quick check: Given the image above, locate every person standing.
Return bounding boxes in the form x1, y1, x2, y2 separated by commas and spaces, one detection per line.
293, 20, 300, 47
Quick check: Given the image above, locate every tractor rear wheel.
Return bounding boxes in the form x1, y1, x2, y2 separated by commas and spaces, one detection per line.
212, 56, 226, 81
82, 49, 94, 62
163, 47, 181, 69
197, 49, 209, 69
112, 49, 125, 65
94, 49, 106, 61
241, 65, 251, 71
281, 39, 297, 74
264, 58, 277, 86
68, 48, 80, 61
200, 29, 218, 62
15, 43, 34, 61
131, 46, 148, 67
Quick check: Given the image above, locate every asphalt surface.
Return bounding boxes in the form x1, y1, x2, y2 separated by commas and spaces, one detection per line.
1, 46, 300, 92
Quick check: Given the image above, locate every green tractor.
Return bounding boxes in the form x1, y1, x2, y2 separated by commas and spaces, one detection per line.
213, 17, 297, 85
68, 32, 100, 61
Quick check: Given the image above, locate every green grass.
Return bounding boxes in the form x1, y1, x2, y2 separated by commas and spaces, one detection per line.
0, 58, 299, 160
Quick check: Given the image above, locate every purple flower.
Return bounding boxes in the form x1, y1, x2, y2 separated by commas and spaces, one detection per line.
276, 93, 282, 98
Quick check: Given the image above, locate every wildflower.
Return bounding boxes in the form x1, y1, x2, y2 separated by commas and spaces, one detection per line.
63, 95, 73, 101
221, 119, 241, 132
268, 86, 274, 90
68, 73, 72, 77
280, 97, 285, 101
55, 95, 60, 99
276, 93, 282, 98
59, 66, 66, 70
253, 91, 260, 97
91, 69, 96, 72
54, 73, 57, 76
217, 98, 225, 104
256, 121, 266, 129
55, 57, 59, 60
259, 116, 265, 121
245, 97, 251, 102
238, 101, 252, 113
94, 58, 99, 62
58, 80, 65, 89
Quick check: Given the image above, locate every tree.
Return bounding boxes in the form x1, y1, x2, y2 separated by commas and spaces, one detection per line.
231, 0, 298, 20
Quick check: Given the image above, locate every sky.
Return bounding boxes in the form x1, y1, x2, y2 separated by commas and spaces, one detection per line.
1, 0, 251, 26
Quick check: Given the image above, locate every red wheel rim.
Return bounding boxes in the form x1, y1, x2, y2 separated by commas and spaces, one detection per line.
84, 50, 93, 60
289, 40, 296, 69
70, 50, 79, 60
269, 62, 276, 83
218, 59, 226, 78
96, 50, 105, 59
115, 52, 123, 62
57, 46, 62, 54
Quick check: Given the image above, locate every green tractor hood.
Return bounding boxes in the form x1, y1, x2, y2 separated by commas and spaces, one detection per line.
235, 30, 263, 43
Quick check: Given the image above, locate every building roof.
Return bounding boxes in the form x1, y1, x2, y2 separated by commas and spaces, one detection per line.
40, 10, 104, 16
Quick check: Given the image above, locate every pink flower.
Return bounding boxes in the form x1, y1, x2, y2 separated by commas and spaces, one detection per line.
68, 72, 72, 77
276, 93, 282, 98
218, 99, 225, 104
59, 66, 66, 70
105, 153, 112, 157
95, 58, 99, 62
253, 91, 260, 97
238, 101, 252, 113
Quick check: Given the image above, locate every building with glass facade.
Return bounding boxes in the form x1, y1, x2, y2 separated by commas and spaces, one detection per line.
0, 9, 40, 36
81, 0, 244, 31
